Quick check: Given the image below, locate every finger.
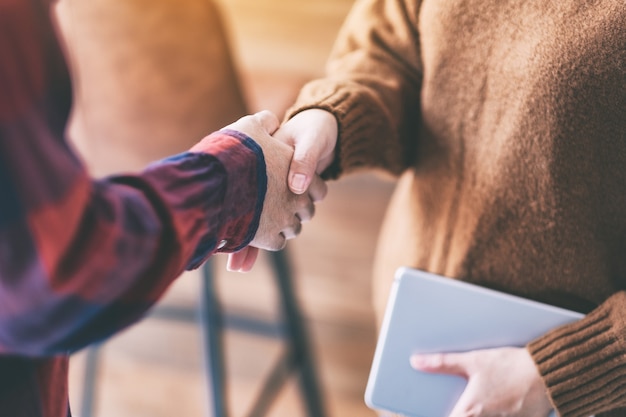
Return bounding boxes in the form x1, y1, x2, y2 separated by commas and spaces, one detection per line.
282, 221, 302, 240
296, 199, 315, 223
253, 110, 280, 135
307, 175, 328, 203
410, 353, 469, 377
273, 233, 287, 250
227, 247, 260, 272
274, 128, 321, 194
274, 128, 322, 194
287, 141, 324, 195
238, 246, 260, 272
227, 250, 247, 272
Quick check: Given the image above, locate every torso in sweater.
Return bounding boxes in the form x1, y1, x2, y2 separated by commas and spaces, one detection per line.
374, 0, 626, 314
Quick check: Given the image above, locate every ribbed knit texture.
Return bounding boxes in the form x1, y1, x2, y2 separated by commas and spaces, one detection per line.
529, 292, 626, 417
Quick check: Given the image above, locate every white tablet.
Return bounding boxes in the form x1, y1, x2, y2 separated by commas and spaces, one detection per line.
365, 267, 584, 417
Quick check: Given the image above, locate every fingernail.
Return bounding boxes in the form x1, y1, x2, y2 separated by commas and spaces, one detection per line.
410, 354, 423, 369
291, 173, 307, 194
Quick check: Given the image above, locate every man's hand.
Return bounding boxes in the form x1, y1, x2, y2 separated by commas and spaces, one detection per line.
410, 347, 554, 417
273, 108, 339, 194
222, 111, 326, 272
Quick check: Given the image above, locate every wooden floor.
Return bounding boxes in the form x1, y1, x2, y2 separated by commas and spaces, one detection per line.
67, 1, 399, 416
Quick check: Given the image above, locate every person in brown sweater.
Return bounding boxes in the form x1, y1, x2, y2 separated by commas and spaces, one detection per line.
267, 0, 626, 416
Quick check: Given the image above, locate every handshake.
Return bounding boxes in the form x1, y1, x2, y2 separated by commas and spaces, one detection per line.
209, 109, 338, 272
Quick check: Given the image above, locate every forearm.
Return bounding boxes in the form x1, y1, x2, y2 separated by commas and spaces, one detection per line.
0, 131, 264, 357
286, 0, 424, 178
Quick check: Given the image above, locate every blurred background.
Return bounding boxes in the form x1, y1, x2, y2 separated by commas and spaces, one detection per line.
54, 0, 397, 415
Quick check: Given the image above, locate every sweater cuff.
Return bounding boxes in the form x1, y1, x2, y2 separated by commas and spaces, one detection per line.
285, 79, 399, 180
528, 292, 626, 417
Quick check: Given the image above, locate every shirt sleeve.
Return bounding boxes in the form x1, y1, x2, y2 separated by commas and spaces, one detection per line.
0, 0, 265, 357
285, 0, 424, 179
0, 125, 266, 357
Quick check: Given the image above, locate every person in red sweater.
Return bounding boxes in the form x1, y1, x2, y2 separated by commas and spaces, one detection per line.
0, 0, 325, 415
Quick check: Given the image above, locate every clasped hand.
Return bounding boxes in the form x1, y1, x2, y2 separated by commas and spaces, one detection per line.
222, 110, 333, 272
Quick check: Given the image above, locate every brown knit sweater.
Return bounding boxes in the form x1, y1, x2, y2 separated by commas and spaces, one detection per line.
286, 0, 626, 416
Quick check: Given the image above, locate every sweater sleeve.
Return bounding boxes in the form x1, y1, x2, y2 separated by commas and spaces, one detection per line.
528, 291, 626, 417
285, 0, 424, 179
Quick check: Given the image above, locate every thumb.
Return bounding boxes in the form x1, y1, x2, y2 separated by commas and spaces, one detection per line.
288, 146, 321, 195
253, 110, 280, 135
273, 127, 320, 195
410, 353, 469, 377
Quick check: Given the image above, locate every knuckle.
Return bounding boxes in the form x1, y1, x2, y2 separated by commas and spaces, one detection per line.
296, 201, 315, 223
281, 221, 302, 240
292, 152, 319, 173
430, 354, 446, 368
292, 221, 302, 236
277, 234, 287, 250
305, 202, 316, 221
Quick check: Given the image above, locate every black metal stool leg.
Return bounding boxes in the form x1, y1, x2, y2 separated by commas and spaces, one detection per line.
269, 250, 327, 417
201, 258, 229, 417
79, 249, 325, 417
80, 344, 101, 417
198, 249, 326, 417
245, 352, 293, 417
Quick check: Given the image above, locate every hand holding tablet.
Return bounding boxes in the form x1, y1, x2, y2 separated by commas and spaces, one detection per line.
365, 268, 584, 417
